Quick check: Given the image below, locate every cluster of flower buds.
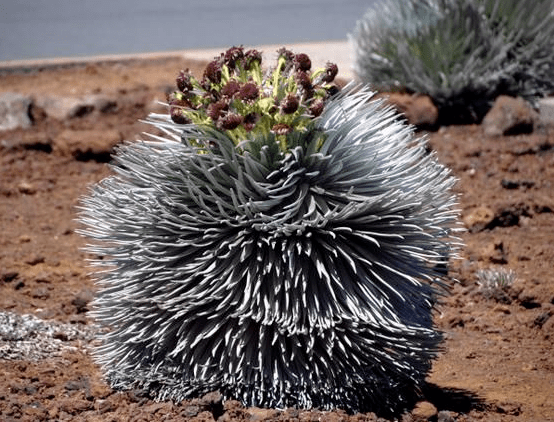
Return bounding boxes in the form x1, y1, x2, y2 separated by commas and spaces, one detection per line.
168, 46, 340, 150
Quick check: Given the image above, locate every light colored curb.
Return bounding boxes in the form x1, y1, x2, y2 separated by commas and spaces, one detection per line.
0, 40, 355, 81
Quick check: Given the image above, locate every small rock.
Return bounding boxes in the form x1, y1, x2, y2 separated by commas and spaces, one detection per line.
64, 379, 86, 391
53, 129, 121, 161
34, 96, 89, 120
319, 410, 349, 422
94, 97, 118, 113
22, 402, 47, 420
488, 241, 508, 265
518, 293, 541, 309
33, 272, 51, 283
492, 304, 511, 314
247, 407, 279, 421
182, 404, 201, 417
30, 287, 50, 299
533, 312, 551, 328
463, 206, 495, 232
482, 95, 538, 136
496, 401, 521, 415
412, 401, 438, 420
385, 93, 439, 128
142, 402, 173, 414
223, 399, 242, 411
68, 314, 88, 324
58, 397, 93, 414
34, 94, 117, 120
0, 92, 33, 131
25, 255, 45, 266
194, 391, 224, 419
48, 406, 59, 419
52, 331, 69, 341
1, 271, 18, 282
0, 131, 52, 152
501, 179, 534, 190
72, 289, 94, 313
488, 204, 530, 230
95, 399, 115, 414
195, 411, 217, 421
18, 234, 32, 242
17, 181, 37, 195
24, 386, 38, 395
197, 391, 223, 407
88, 378, 111, 399
437, 410, 457, 422
542, 314, 554, 338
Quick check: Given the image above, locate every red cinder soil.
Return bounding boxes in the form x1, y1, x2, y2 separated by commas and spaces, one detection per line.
1, 57, 553, 421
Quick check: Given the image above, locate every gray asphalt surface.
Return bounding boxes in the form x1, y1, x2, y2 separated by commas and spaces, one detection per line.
1, 0, 371, 62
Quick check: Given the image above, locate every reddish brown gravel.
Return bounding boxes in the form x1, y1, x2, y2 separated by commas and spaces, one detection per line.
1, 57, 553, 421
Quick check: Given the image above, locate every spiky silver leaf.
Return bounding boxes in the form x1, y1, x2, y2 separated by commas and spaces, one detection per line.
79, 85, 460, 415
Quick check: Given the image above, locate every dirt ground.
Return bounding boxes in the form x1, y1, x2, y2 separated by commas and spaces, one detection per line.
0, 56, 553, 422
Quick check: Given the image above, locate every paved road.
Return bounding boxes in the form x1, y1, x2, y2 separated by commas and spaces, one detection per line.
0, 0, 371, 61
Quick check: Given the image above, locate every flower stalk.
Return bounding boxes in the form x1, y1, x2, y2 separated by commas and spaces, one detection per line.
168, 46, 340, 151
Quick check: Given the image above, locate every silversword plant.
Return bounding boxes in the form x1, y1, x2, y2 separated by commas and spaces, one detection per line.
351, 0, 554, 124
79, 47, 461, 416
476, 267, 515, 301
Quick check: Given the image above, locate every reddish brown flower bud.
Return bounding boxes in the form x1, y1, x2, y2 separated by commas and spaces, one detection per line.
243, 112, 259, 132
277, 47, 294, 62
271, 123, 292, 135
309, 100, 325, 117
280, 93, 299, 114
293, 53, 311, 71
170, 107, 192, 125
295, 70, 312, 90
167, 92, 193, 109
239, 82, 260, 102
223, 46, 245, 69
204, 60, 222, 84
277, 47, 295, 71
218, 113, 244, 130
244, 49, 262, 70
322, 62, 339, 83
221, 80, 241, 98
207, 100, 229, 121
176, 69, 194, 92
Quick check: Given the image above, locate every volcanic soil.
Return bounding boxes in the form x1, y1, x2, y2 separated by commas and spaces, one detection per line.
0, 56, 553, 422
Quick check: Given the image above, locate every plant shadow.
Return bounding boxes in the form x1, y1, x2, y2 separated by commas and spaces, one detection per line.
421, 382, 487, 414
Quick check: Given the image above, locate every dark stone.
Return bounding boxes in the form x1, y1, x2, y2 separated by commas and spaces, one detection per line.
534, 312, 552, 328
1, 272, 18, 282
501, 179, 535, 190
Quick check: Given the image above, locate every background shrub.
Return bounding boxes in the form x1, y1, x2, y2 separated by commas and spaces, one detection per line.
351, 0, 554, 124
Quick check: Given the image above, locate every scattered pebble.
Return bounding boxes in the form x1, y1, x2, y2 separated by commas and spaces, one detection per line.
411, 401, 438, 420
25, 255, 45, 266
463, 206, 495, 232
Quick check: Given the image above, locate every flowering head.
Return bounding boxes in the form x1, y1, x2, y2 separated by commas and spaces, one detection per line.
168, 46, 340, 152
